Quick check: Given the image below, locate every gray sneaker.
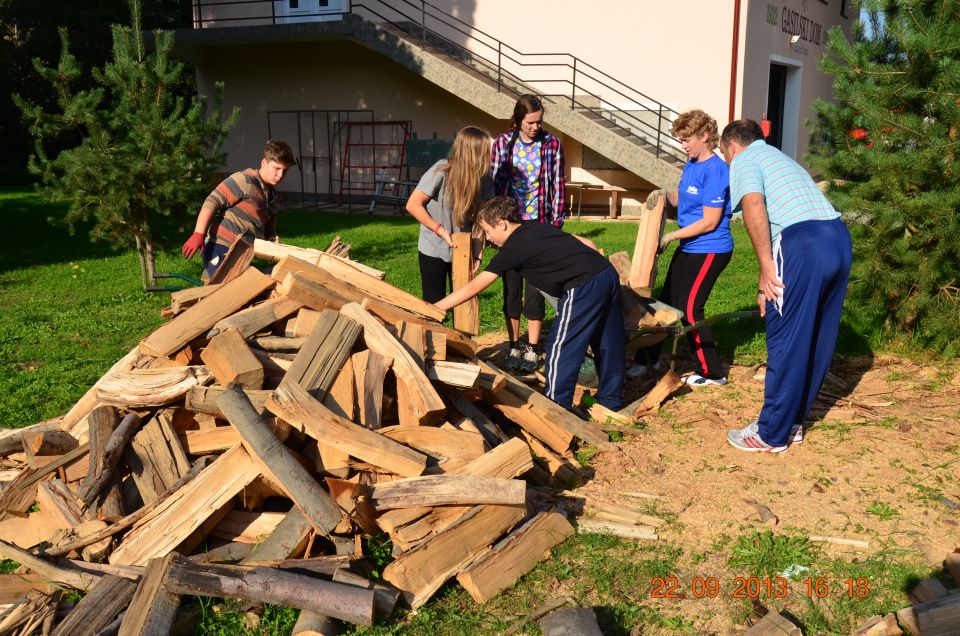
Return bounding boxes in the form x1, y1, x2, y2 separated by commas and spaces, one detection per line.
506, 347, 522, 370
518, 346, 539, 373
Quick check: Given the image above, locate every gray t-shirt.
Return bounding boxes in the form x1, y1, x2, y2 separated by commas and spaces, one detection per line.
416, 159, 493, 262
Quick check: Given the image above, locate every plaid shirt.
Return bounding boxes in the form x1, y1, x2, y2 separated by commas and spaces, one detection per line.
491, 130, 566, 227
203, 169, 280, 249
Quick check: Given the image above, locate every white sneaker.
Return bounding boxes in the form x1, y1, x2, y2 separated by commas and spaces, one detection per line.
627, 362, 660, 379
518, 346, 539, 373
506, 347, 522, 370
790, 424, 804, 445
682, 372, 728, 387
727, 421, 788, 453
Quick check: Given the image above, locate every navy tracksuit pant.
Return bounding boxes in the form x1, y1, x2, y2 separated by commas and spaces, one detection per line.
545, 266, 625, 410
758, 218, 852, 446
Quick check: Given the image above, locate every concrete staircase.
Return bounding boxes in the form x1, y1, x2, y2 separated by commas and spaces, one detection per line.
345, 15, 684, 189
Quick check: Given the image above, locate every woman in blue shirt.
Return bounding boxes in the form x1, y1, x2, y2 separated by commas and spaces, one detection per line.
634, 109, 733, 386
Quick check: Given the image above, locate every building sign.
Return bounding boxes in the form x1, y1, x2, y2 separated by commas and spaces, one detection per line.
766, 2, 824, 45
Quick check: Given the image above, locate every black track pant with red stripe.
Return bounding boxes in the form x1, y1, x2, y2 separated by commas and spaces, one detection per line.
636, 249, 732, 379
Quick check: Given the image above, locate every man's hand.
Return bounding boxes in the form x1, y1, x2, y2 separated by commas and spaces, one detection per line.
658, 231, 676, 253
757, 263, 785, 317
181, 232, 204, 259
646, 189, 665, 210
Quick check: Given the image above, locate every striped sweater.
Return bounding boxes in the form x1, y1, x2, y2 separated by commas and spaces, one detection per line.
203, 169, 280, 249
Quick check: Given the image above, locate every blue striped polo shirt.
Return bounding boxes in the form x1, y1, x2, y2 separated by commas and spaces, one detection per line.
729, 140, 839, 238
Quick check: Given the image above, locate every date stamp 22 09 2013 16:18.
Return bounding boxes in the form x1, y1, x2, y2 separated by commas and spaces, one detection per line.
650, 576, 873, 600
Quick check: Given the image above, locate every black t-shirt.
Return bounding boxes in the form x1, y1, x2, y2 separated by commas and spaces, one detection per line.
485, 223, 611, 298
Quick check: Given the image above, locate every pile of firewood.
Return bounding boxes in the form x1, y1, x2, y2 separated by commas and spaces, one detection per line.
0, 238, 659, 635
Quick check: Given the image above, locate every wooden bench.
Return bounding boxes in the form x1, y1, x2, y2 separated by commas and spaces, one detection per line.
565, 182, 628, 219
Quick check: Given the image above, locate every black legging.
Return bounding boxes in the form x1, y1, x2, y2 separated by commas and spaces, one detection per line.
418, 252, 452, 304
636, 249, 732, 379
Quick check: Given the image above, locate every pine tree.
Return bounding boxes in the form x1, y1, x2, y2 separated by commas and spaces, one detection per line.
808, 0, 960, 353
15, 0, 238, 288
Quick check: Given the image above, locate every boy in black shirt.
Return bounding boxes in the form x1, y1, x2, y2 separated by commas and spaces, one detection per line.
435, 196, 625, 410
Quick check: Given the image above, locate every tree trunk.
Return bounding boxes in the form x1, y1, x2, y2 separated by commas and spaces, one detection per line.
134, 232, 150, 290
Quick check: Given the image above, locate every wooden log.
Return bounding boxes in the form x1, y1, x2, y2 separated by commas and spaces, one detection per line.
96, 366, 213, 408
521, 431, 580, 484
21, 430, 78, 468
332, 569, 400, 621
382, 505, 525, 609
292, 612, 339, 636
627, 193, 666, 289
540, 607, 604, 636
287, 307, 322, 337
60, 346, 143, 443
0, 418, 62, 456
84, 405, 123, 518
178, 421, 290, 456
280, 309, 361, 399
37, 479, 84, 530
185, 385, 271, 417
588, 402, 634, 428
394, 321, 425, 371
201, 328, 264, 389
352, 350, 390, 430
12, 443, 89, 492
253, 238, 385, 279
118, 553, 181, 636
451, 232, 479, 334
323, 355, 355, 421
575, 519, 658, 540
44, 457, 212, 558
49, 519, 112, 562
170, 284, 220, 314
210, 295, 304, 339
744, 611, 801, 635
340, 303, 446, 426
360, 297, 477, 358
427, 361, 480, 388
425, 331, 446, 361
850, 614, 902, 636
278, 272, 352, 313
164, 554, 376, 626
242, 508, 312, 563
488, 387, 573, 455
457, 511, 574, 603
267, 382, 427, 477
379, 426, 485, 468
371, 476, 526, 510
217, 385, 342, 536
140, 268, 274, 358
211, 511, 286, 544
79, 412, 141, 508
109, 446, 260, 566
911, 577, 948, 604
125, 411, 190, 506
628, 371, 683, 418
450, 395, 511, 446
0, 540, 102, 591
51, 574, 138, 636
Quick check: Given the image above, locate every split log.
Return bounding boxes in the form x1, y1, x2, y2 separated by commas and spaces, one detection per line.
96, 366, 213, 408
12, 443, 89, 492
360, 298, 477, 358
0, 589, 59, 636
242, 508, 312, 563
207, 235, 255, 285
125, 411, 190, 505
850, 614, 902, 636
488, 387, 573, 455
217, 385, 342, 536
340, 303, 446, 425
628, 371, 683, 418
287, 308, 322, 337
0, 418, 62, 456
60, 345, 142, 441
267, 382, 427, 477
743, 611, 801, 635
170, 284, 220, 314
451, 232, 479, 335
371, 476, 526, 510
253, 238, 384, 279
85, 405, 124, 517
49, 519, 112, 562
946, 551, 960, 586
80, 412, 141, 508
277, 272, 352, 313
427, 361, 480, 388
458, 511, 575, 603
352, 350, 390, 430
379, 426, 485, 468
185, 385, 271, 418
627, 193, 666, 289
37, 479, 84, 530
212, 511, 286, 544
139, 268, 275, 358
449, 395, 511, 446
45, 456, 212, 558
521, 431, 580, 484
201, 328, 264, 389
51, 575, 138, 636
118, 553, 181, 636
323, 355, 355, 421
382, 504, 525, 609
109, 446, 260, 566
0, 540, 102, 591
280, 309, 361, 399
164, 554, 376, 626
21, 430, 78, 467
178, 421, 290, 455
209, 295, 304, 339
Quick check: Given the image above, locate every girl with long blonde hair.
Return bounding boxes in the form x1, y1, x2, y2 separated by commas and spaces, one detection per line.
406, 126, 493, 302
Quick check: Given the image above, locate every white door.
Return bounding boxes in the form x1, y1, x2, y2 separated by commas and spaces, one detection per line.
275, 0, 346, 24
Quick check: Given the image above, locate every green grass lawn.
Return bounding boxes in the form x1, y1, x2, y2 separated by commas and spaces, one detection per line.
1, 190, 911, 635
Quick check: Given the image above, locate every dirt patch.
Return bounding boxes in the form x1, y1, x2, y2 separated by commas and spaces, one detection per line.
474, 332, 960, 631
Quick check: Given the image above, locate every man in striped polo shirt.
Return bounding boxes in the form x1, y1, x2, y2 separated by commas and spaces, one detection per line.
181, 140, 296, 278
720, 119, 852, 453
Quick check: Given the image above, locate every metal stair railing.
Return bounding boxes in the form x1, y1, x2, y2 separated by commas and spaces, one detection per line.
192, 0, 687, 163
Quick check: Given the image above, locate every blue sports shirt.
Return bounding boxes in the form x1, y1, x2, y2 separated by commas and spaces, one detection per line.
676, 153, 733, 254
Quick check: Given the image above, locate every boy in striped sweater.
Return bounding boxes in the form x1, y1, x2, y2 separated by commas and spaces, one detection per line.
181, 140, 296, 278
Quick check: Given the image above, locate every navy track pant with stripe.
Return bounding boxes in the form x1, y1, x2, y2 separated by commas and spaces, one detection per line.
545, 265, 625, 410
758, 218, 852, 447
